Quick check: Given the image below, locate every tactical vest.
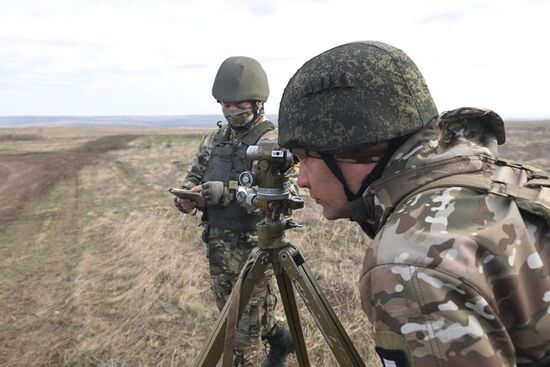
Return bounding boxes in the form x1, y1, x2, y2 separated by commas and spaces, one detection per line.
202, 120, 275, 231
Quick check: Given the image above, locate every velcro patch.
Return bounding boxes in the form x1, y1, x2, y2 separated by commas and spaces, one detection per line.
375, 347, 410, 367
304, 72, 354, 95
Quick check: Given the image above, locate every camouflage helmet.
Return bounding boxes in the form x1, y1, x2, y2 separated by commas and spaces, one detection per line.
278, 41, 438, 154
212, 56, 269, 102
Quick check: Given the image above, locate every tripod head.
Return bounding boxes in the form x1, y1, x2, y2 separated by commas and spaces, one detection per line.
236, 141, 303, 249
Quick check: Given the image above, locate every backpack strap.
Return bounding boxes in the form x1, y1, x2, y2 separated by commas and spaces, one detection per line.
528, 178, 550, 188
403, 173, 541, 201
396, 171, 550, 221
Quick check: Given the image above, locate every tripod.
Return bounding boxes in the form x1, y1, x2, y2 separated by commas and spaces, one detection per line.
193, 216, 366, 366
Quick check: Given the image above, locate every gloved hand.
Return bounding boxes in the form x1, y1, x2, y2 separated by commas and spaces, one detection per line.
174, 184, 202, 214
202, 181, 225, 206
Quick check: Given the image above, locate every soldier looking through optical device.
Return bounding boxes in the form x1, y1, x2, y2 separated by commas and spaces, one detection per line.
277, 41, 550, 367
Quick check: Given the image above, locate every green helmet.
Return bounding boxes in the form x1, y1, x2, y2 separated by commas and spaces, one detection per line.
278, 41, 438, 154
212, 56, 269, 102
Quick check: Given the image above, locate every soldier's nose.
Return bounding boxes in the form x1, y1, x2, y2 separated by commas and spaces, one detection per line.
296, 168, 309, 188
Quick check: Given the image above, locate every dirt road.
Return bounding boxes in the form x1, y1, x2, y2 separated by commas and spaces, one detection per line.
0, 135, 139, 366
0, 135, 138, 231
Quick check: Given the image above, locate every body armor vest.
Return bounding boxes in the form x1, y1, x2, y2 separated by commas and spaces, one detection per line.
202, 120, 275, 231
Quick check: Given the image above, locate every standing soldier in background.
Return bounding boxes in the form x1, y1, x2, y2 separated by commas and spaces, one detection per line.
277, 41, 550, 366
174, 56, 293, 366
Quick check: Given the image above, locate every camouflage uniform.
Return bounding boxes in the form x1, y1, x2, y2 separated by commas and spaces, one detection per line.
181, 117, 280, 366
358, 110, 550, 367
277, 41, 550, 366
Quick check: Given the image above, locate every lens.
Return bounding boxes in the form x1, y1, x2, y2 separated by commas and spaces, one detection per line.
238, 171, 257, 187
235, 187, 248, 202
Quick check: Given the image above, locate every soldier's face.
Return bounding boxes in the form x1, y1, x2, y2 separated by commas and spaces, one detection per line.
295, 152, 377, 220
296, 156, 347, 219
220, 101, 255, 127
220, 101, 253, 109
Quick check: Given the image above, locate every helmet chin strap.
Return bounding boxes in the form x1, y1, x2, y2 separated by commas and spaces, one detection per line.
318, 153, 357, 201
252, 101, 260, 120
319, 137, 404, 202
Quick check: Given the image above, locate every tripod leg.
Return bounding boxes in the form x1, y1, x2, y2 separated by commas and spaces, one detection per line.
279, 246, 365, 367
274, 265, 310, 367
193, 248, 269, 366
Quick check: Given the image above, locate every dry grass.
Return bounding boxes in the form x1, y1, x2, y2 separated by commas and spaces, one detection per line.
499, 121, 550, 169
0, 121, 548, 366
0, 127, 209, 155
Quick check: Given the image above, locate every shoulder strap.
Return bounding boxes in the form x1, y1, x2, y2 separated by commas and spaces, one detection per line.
527, 178, 550, 188
398, 171, 550, 213
240, 120, 275, 145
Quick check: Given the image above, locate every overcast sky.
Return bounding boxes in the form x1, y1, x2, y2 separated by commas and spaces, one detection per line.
1, 0, 549, 119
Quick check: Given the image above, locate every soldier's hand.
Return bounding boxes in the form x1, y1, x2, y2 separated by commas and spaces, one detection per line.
202, 181, 225, 206
177, 185, 203, 213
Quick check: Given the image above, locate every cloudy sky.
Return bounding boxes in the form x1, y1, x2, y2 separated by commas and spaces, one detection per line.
1, 0, 549, 119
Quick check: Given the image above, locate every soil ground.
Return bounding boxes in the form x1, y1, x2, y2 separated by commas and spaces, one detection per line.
0, 122, 548, 366
0, 134, 140, 365
0, 127, 377, 367
0, 135, 138, 231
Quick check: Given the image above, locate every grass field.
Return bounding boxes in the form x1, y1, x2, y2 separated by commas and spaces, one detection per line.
0, 122, 548, 366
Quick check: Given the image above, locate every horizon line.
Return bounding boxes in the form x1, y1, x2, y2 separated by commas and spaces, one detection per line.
0, 114, 549, 121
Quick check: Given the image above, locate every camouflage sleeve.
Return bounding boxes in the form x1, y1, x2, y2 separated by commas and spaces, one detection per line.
181, 128, 221, 189
360, 187, 550, 367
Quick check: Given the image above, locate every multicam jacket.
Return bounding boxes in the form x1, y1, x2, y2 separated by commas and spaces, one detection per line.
357, 108, 550, 367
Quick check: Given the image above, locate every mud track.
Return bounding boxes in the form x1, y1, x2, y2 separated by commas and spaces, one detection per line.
0, 134, 140, 366
0, 135, 139, 231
